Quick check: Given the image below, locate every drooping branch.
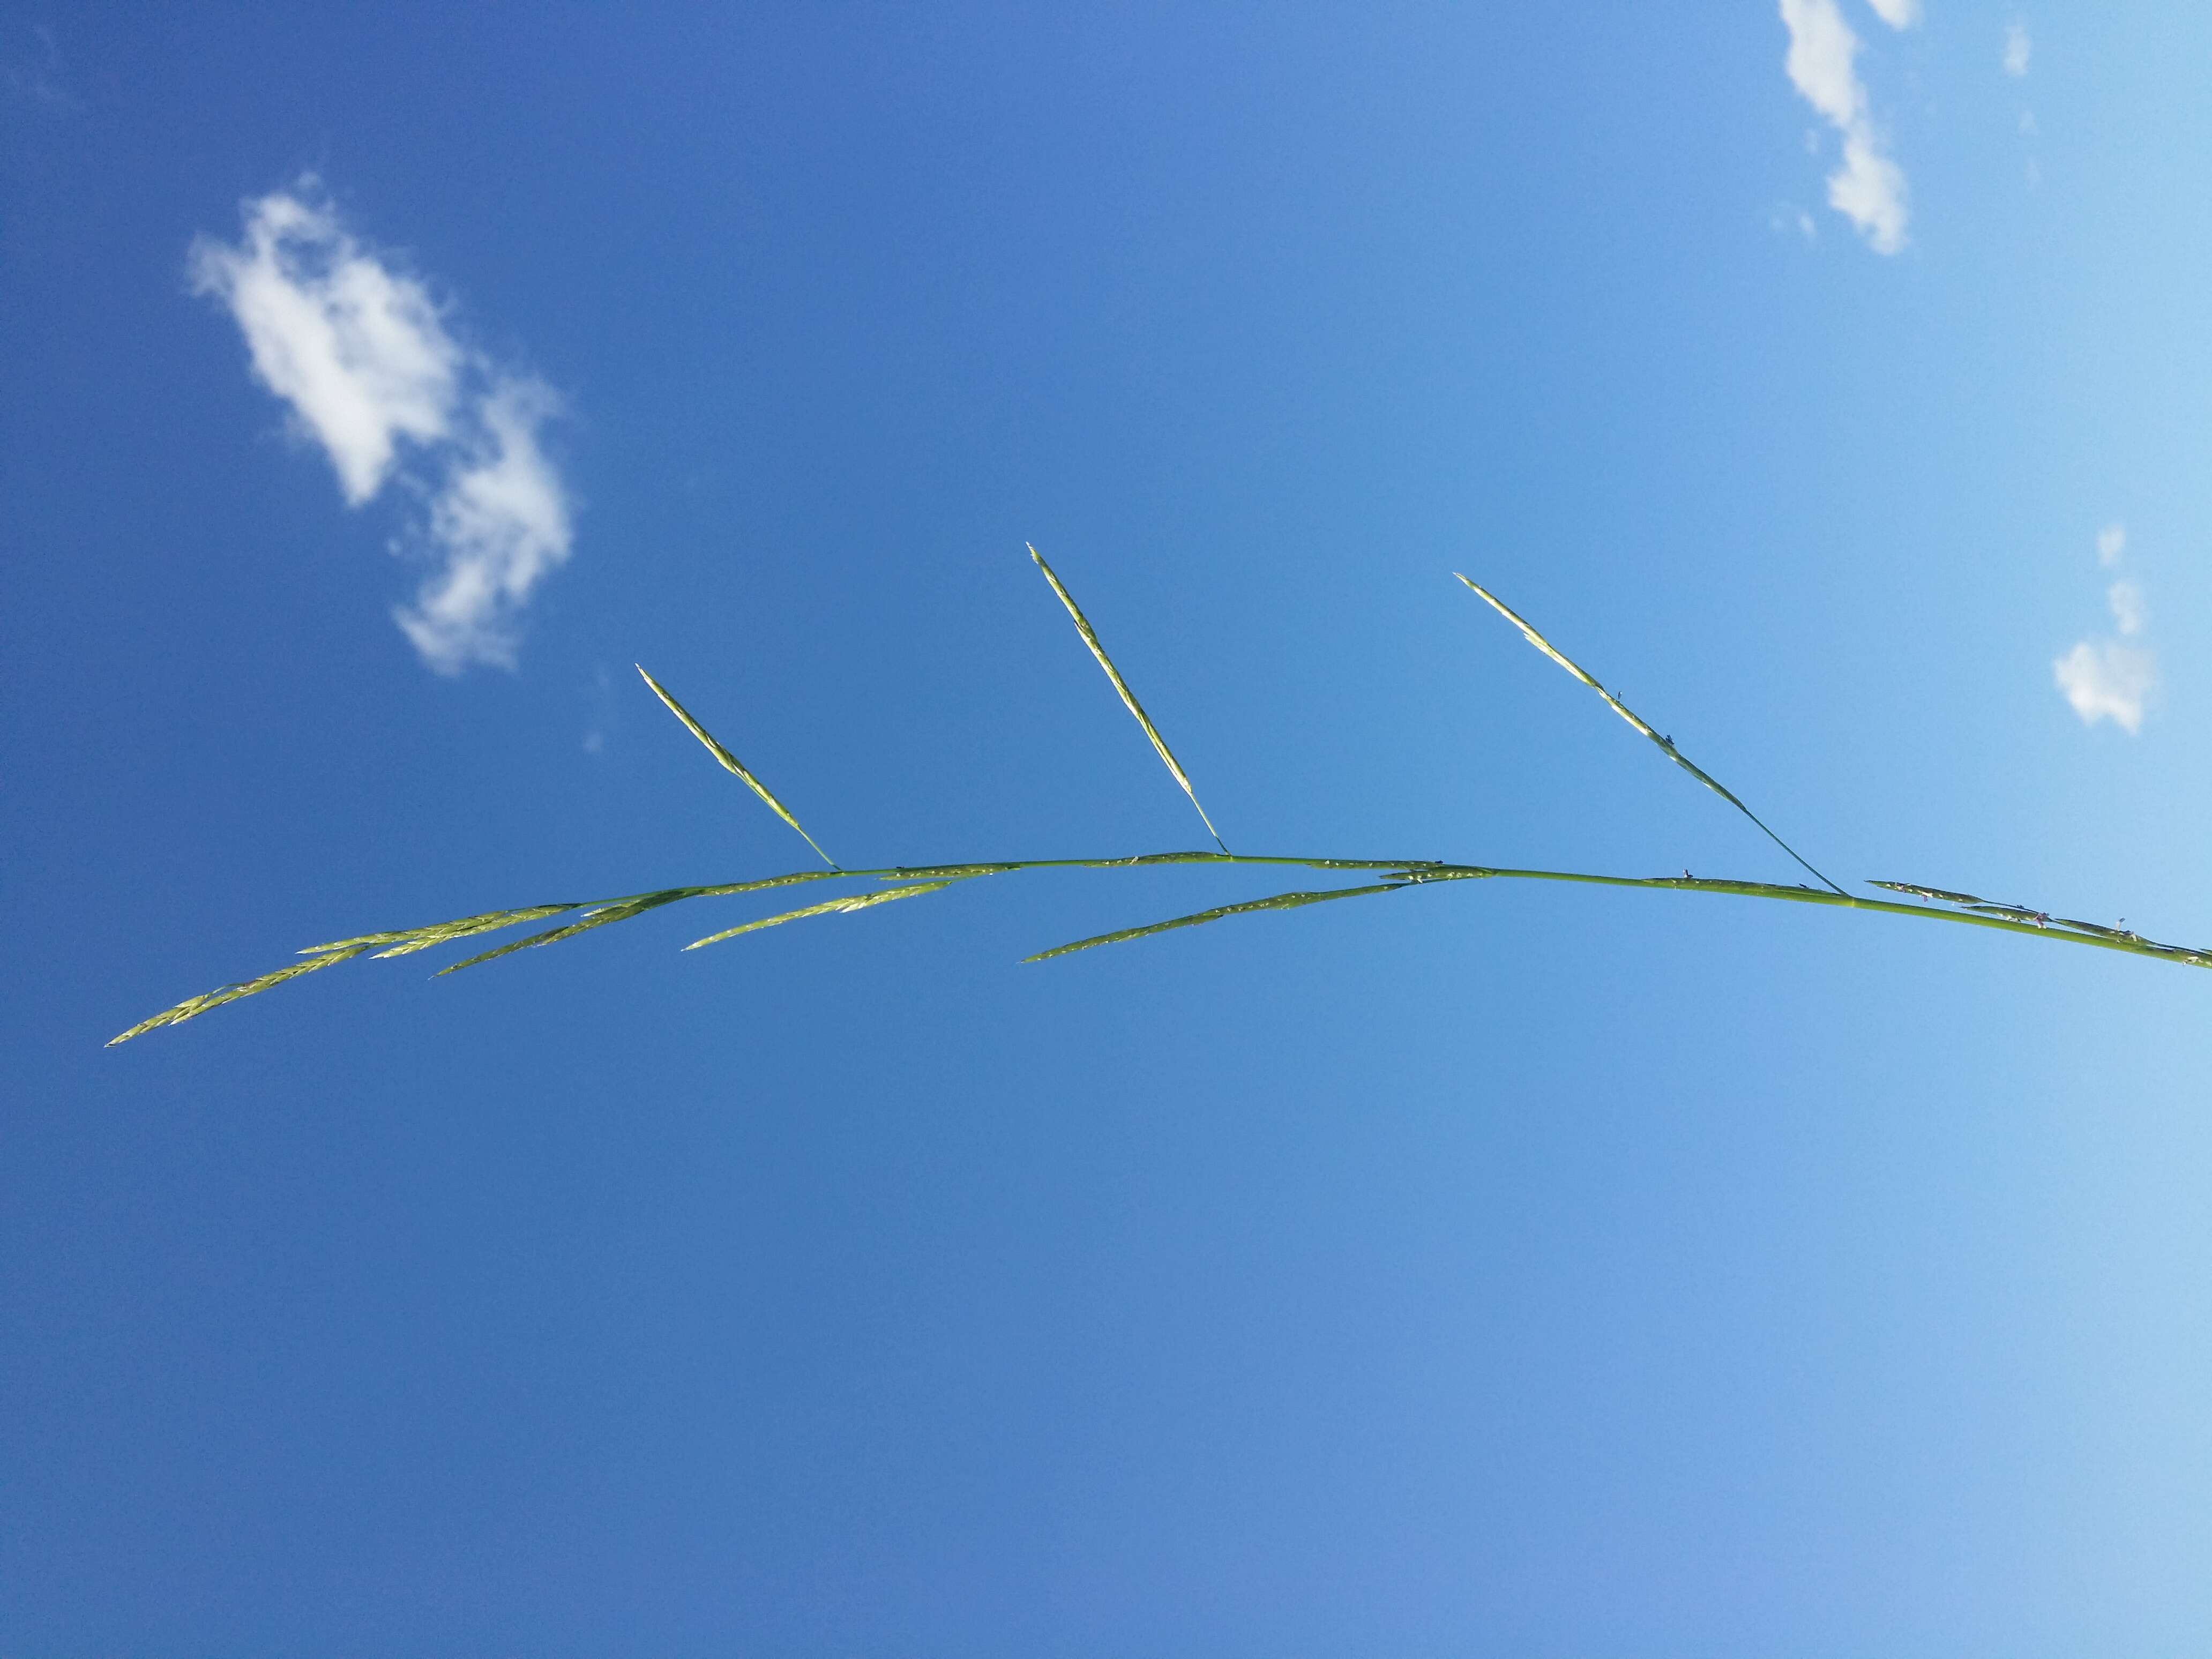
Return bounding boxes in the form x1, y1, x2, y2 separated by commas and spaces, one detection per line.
108, 556, 2209, 1046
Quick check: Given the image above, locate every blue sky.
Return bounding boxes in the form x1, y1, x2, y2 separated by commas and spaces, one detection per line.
8, 4, 2212, 1651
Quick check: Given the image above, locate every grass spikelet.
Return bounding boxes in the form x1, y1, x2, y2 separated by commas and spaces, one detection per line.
1869, 879, 2202, 953
1029, 545, 1229, 854
1455, 574, 1844, 896
1867, 880, 1985, 908
684, 879, 958, 950
1025, 880, 1400, 962
636, 665, 836, 868
300, 905, 583, 955
108, 945, 376, 1046
367, 905, 585, 958
437, 891, 691, 976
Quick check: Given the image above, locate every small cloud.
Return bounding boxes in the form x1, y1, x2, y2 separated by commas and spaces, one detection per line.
3, 23, 73, 111
1778, 0, 1911, 254
1829, 130, 1909, 255
2003, 21, 2032, 78
192, 179, 574, 674
2107, 579, 2147, 637
2055, 643, 2154, 734
2057, 525, 2156, 734
1768, 203, 1819, 241
581, 664, 618, 754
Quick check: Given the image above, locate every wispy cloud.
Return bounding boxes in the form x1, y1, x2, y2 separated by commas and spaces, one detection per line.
1778, 0, 1912, 255
2, 23, 73, 112
2106, 579, 2147, 638
190, 179, 573, 674
2056, 524, 2157, 735
1769, 202, 1819, 242
2002, 20, 2039, 184
392, 378, 573, 673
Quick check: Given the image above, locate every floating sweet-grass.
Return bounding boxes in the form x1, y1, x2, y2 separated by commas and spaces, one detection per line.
106, 567, 2212, 1047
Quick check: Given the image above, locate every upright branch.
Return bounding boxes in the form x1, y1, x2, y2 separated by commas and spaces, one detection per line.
1029, 543, 1229, 854
1454, 575, 1845, 896
636, 664, 837, 869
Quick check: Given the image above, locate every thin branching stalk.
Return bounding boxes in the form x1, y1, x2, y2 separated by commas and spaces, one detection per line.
107, 559, 2207, 1046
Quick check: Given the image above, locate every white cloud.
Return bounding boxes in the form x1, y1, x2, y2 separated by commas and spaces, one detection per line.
191, 180, 573, 673
1829, 130, 1910, 255
2107, 579, 2146, 637
2057, 526, 2155, 734
189, 189, 461, 505
1781, 0, 1863, 127
394, 378, 573, 673
2055, 643, 2154, 734
2003, 21, 2032, 77
1778, 0, 1911, 254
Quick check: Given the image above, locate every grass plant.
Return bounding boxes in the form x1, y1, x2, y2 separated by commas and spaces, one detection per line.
109, 554, 2210, 1045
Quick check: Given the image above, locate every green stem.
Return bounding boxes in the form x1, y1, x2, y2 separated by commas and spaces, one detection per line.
666, 850, 2209, 969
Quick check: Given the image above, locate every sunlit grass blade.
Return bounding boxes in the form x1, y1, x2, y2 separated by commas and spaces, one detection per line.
436, 890, 692, 976
1029, 544, 1228, 853
1455, 574, 1844, 896
1025, 880, 1400, 962
402, 873, 861, 964
684, 879, 958, 950
108, 944, 376, 1046
636, 664, 836, 868
311, 874, 849, 960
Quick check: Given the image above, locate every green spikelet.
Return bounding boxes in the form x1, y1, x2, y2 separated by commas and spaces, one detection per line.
637, 665, 836, 868
1030, 545, 1228, 853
